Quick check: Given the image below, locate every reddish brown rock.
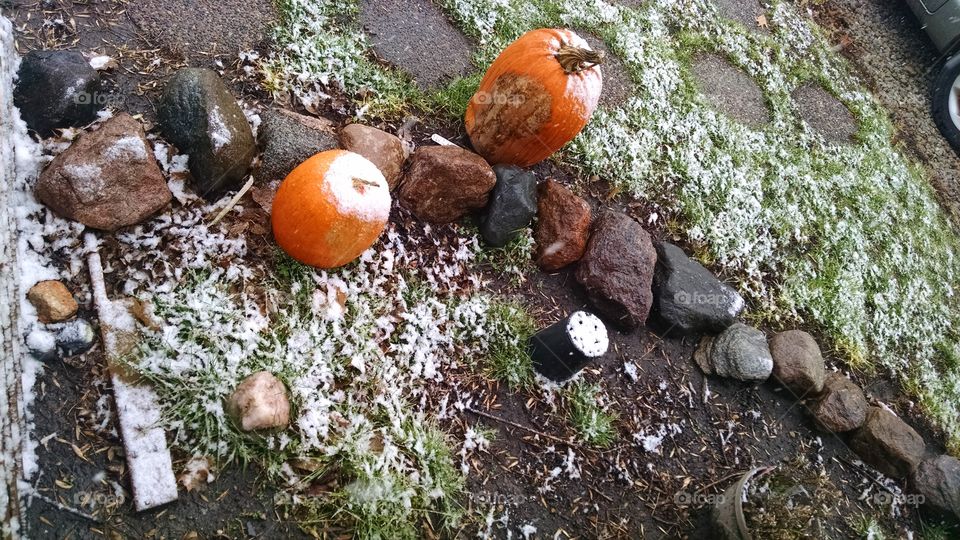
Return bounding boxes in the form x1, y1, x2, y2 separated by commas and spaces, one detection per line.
769, 330, 826, 397
27, 280, 78, 323
35, 113, 171, 231
534, 179, 591, 271
850, 407, 926, 478
398, 145, 495, 223
339, 124, 406, 190
808, 373, 867, 433
575, 211, 656, 329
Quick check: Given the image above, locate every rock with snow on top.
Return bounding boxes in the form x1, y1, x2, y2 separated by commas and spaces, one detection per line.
910, 454, 960, 520
35, 113, 172, 231
339, 123, 406, 190
695, 323, 772, 382
227, 371, 291, 431
54, 318, 97, 356
26, 328, 57, 362
479, 165, 538, 247
157, 68, 256, 199
850, 406, 926, 478
398, 145, 495, 223
534, 179, 591, 271
652, 242, 744, 334
576, 211, 657, 329
14, 49, 102, 136
808, 373, 867, 433
27, 280, 78, 323
253, 108, 337, 212
769, 329, 826, 397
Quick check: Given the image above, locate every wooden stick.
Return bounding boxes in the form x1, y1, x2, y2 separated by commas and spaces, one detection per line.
84, 233, 178, 512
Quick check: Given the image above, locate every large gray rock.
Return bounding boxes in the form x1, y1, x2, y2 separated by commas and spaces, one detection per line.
575, 211, 657, 330
479, 165, 538, 247
808, 373, 867, 433
910, 455, 960, 520
398, 146, 495, 223
35, 113, 172, 231
14, 50, 102, 136
652, 242, 744, 334
769, 330, 826, 397
157, 68, 256, 199
850, 407, 926, 478
253, 109, 336, 212
695, 323, 772, 382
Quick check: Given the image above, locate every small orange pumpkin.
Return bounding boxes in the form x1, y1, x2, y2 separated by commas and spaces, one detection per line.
271, 149, 391, 268
465, 28, 603, 167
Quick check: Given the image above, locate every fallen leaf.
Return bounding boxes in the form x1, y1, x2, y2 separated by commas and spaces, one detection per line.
756, 14, 769, 29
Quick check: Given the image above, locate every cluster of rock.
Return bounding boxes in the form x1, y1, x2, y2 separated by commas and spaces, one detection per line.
14, 51, 958, 521
24, 280, 96, 362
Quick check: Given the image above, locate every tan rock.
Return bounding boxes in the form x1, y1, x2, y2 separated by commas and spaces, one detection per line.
226, 371, 290, 431
339, 124, 406, 190
27, 280, 78, 323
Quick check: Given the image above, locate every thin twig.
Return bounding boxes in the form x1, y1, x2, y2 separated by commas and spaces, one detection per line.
465, 407, 583, 449
210, 175, 255, 226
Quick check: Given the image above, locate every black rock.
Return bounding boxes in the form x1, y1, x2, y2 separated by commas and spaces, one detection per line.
652, 242, 744, 334
14, 50, 102, 136
479, 165, 538, 247
157, 68, 256, 199
54, 319, 97, 357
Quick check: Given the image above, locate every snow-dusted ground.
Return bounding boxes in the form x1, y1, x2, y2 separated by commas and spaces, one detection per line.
264, 0, 960, 452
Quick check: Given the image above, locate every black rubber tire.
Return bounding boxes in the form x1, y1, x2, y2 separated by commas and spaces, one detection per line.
932, 53, 960, 153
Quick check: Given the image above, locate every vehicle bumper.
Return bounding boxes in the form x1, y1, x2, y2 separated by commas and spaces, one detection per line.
906, 0, 960, 53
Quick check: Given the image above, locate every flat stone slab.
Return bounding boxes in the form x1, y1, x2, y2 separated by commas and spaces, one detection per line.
793, 83, 858, 143
129, 0, 277, 59
691, 53, 771, 128
359, 0, 474, 89
578, 32, 633, 109
715, 0, 770, 33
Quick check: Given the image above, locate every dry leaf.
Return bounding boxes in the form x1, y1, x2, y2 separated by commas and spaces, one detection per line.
756, 14, 769, 29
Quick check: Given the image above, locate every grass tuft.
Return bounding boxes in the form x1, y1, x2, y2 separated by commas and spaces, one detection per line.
565, 383, 618, 448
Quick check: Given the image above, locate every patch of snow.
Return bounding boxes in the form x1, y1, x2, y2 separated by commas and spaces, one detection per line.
566, 311, 608, 357
104, 135, 147, 161
324, 151, 391, 223
207, 106, 232, 152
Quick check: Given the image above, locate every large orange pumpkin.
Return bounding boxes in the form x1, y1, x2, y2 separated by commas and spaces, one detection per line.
465, 28, 603, 167
271, 149, 391, 268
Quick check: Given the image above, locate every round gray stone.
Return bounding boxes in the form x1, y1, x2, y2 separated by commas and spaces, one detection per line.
792, 83, 858, 144
692, 53, 771, 128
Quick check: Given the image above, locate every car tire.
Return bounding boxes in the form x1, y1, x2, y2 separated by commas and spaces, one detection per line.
932, 53, 960, 153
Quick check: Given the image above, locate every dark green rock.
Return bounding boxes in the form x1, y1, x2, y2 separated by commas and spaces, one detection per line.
479, 165, 537, 247
157, 68, 256, 199
14, 50, 102, 136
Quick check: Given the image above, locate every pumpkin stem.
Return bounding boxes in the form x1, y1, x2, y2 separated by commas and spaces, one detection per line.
351, 177, 380, 193
555, 43, 604, 74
